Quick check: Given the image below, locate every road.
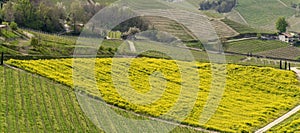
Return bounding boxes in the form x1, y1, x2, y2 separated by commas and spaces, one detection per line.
255, 67, 300, 133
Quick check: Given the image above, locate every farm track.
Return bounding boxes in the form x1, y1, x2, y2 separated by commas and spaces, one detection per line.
255, 105, 300, 133
234, 9, 249, 25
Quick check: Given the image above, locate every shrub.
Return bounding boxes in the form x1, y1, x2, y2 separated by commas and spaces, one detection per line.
10, 22, 18, 30
30, 37, 39, 47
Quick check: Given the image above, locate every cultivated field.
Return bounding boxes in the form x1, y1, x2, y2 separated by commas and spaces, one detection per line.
6, 58, 300, 132
0, 66, 102, 132
257, 46, 300, 60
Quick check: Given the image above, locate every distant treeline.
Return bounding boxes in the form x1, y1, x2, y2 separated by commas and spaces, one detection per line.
199, 0, 236, 13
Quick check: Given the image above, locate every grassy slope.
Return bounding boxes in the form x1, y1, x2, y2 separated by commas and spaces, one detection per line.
0, 66, 102, 132
6, 58, 300, 132
2, 29, 124, 56
235, 0, 295, 31
225, 40, 289, 54
221, 19, 273, 34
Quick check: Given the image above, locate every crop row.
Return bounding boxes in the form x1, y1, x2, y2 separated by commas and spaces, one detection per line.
0, 66, 101, 132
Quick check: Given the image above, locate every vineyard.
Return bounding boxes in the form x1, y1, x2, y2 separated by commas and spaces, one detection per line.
225, 40, 289, 54
0, 66, 102, 132
6, 58, 300, 132
257, 46, 300, 60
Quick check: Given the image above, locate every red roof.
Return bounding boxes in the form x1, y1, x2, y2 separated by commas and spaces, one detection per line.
283, 33, 293, 38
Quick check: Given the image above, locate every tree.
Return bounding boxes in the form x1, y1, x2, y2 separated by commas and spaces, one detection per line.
70, 1, 86, 34
257, 33, 262, 39
276, 17, 288, 33
1, 1, 14, 22
10, 21, 17, 30
30, 37, 39, 47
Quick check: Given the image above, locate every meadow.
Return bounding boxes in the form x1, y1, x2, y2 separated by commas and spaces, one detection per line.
235, 0, 295, 31
6, 58, 300, 132
225, 40, 289, 54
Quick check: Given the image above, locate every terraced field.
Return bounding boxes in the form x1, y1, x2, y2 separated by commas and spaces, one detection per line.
6, 58, 300, 132
210, 19, 239, 38
225, 40, 289, 54
144, 16, 197, 41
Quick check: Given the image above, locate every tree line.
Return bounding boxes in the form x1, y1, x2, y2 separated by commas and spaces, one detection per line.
199, 0, 236, 13
0, 0, 105, 33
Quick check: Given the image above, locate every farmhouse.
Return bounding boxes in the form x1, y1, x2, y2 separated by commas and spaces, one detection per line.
279, 32, 296, 43
0, 24, 7, 30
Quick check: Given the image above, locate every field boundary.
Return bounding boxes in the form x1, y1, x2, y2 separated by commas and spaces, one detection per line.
255, 105, 300, 133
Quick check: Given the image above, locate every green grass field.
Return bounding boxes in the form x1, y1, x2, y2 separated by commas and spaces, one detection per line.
225, 40, 289, 54
6, 58, 300, 132
235, 0, 295, 31
221, 19, 273, 34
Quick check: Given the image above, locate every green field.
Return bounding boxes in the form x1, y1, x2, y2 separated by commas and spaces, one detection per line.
221, 19, 273, 34
257, 46, 300, 60
0, 66, 102, 132
225, 40, 289, 54
269, 111, 300, 132
6, 58, 300, 132
281, 0, 300, 5
235, 0, 295, 31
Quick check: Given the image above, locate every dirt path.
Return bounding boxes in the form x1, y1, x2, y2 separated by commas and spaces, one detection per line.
234, 10, 249, 25
127, 41, 136, 52
277, 0, 288, 7
255, 67, 300, 133
225, 37, 257, 43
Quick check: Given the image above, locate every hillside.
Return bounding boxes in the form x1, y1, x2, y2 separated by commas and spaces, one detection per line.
0, 66, 102, 132
0, 65, 207, 132
230, 0, 298, 32
6, 58, 300, 132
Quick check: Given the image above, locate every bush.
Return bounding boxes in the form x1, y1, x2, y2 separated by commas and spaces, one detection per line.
10, 22, 18, 30
31, 37, 39, 47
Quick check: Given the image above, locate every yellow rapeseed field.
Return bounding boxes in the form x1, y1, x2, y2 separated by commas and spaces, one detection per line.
7, 58, 300, 132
